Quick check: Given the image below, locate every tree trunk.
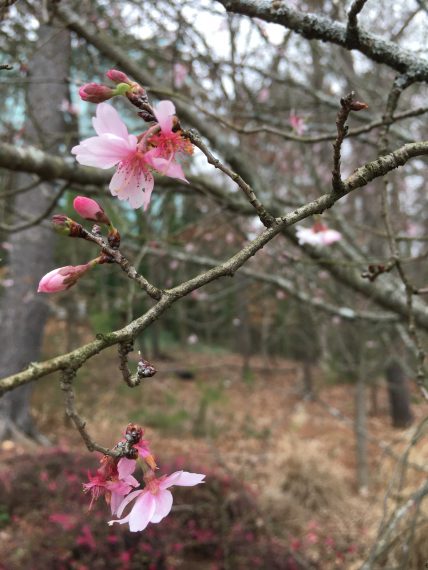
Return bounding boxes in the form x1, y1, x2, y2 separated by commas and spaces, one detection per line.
0, 22, 70, 441
354, 371, 369, 492
385, 360, 414, 429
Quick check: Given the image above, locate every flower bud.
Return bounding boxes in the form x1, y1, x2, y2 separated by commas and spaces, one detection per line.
52, 214, 85, 238
107, 226, 121, 249
350, 100, 369, 112
106, 69, 132, 85
137, 357, 156, 379
37, 263, 92, 293
73, 196, 110, 225
79, 83, 116, 103
125, 423, 143, 444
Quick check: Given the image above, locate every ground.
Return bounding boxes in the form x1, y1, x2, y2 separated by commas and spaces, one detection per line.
1, 332, 428, 568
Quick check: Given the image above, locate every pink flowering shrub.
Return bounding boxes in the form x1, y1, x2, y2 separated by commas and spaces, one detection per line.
0, 450, 301, 569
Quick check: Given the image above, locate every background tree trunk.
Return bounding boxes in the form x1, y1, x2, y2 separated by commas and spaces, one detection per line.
0, 22, 71, 441
385, 360, 414, 429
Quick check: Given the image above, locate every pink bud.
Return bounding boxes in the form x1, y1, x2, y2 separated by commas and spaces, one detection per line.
79, 83, 116, 103
73, 196, 110, 225
37, 264, 91, 293
106, 69, 132, 85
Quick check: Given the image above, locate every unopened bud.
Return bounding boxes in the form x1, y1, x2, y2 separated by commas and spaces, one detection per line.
52, 214, 85, 238
125, 423, 143, 444
137, 356, 157, 379
107, 226, 121, 249
79, 83, 116, 103
37, 263, 92, 293
106, 69, 132, 85
350, 100, 368, 111
73, 196, 110, 225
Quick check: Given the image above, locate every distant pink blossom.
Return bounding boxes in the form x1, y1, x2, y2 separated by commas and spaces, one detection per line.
37, 263, 92, 293
76, 525, 97, 550
60, 99, 79, 116
296, 223, 341, 247
173, 63, 188, 88
49, 512, 76, 531
257, 87, 270, 103
187, 334, 198, 345
289, 112, 306, 135
109, 470, 205, 532
1, 278, 14, 288
71, 103, 155, 210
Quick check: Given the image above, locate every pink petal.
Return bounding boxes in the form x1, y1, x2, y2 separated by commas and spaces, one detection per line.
118, 458, 136, 480
128, 492, 156, 532
116, 489, 144, 518
159, 470, 205, 490
153, 100, 175, 133
109, 162, 154, 210
124, 475, 139, 487
173, 471, 206, 487
108, 513, 131, 527
150, 490, 173, 523
92, 103, 129, 139
148, 155, 188, 183
159, 471, 182, 490
110, 491, 124, 516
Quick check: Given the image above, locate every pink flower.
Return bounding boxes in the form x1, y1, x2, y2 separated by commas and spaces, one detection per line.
84, 457, 138, 513
73, 196, 110, 224
173, 63, 188, 88
106, 458, 139, 515
296, 223, 341, 247
257, 87, 270, 103
79, 83, 116, 103
289, 112, 306, 135
76, 525, 97, 550
109, 471, 205, 532
145, 101, 192, 182
49, 512, 77, 531
37, 263, 92, 293
71, 103, 155, 210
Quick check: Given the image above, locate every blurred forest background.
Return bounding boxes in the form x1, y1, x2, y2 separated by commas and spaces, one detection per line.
1, 0, 428, 568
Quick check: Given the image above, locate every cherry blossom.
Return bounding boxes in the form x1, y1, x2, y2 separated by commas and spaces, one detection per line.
145, 100, 192, 182
289, 112, 306, 136
84, 457, 138, 514
37, 263, 93, 293
71, 103, 155, 210
296, 223, 342, 247
106, 458, 139, 515
109, 471, 205, 532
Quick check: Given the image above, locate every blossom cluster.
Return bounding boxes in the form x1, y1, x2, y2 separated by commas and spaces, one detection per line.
73, 70, 193, 211
38, 196, 114, 293
296, 222, 342, 247
85, 423, 205, 532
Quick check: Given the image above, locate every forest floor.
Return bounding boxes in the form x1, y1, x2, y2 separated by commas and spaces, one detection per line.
1, 337, 428, 568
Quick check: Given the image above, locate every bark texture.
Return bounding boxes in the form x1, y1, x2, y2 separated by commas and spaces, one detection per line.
0, 23, 70, 440
385, 360, 414, 429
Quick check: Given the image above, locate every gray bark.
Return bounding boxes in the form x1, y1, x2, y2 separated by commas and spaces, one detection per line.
385, 360, 414, 429
0, 22, 70, 440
